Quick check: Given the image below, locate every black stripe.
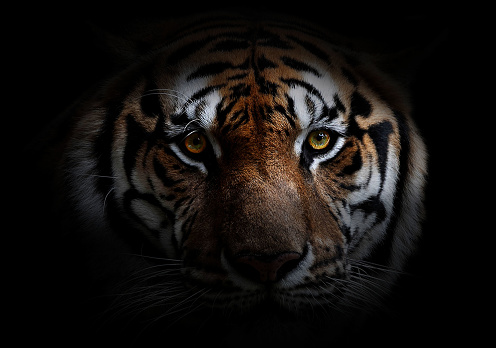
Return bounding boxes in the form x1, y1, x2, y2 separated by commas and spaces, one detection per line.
341, 67, 358, 86
228, 73, 249, 81
275, 102, 296, 128
229, 109, 245, 124
171, 85, 226, 127
368, 121, 394, 193
363, 112, 411, 267
123, 189, 174, 239
313, 104, 339, 124
228, 83, 252, 99
190, 84, 226, 101
333, 94, 346, 113
210, 38, 251, 52
217, 99, 237, 129
280, 78, 325, 101
350, 195, 387, 226
341, 145, 363, 176
257, 78, 279, 95
187, 62, 236, 81
257, 55, 277, 71
223, 110, 250, 135
171, 112, 189, 126
102, 190, 171, 257
256, 29, 293, 49
350, 91, 372, 118
286, 93, 297, 120
281, 56, 321, 77
335, 200, 352, 241
152, 156, 185, 187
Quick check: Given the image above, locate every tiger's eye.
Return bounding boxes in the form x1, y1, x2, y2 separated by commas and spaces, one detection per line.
184, 132, 207, 154
307, 130, 331, 150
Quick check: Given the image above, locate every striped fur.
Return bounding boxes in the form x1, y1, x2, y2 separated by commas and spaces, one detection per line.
42, 13, 427, 342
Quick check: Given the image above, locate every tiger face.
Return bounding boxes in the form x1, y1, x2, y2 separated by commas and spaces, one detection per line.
56, 14, 427, 338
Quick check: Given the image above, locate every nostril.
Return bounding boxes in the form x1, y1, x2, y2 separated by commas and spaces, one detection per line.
233, 252, 302, 283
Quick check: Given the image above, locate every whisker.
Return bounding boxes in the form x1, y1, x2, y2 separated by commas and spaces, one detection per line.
139, 90, 191, 105
131, 286, 209, 342
122, 252, 183, 264
110, 272, 183, 301
103, 188, 114, 214
139, 89, 216, 130
348, 259, 409, 276
349, 267, 393, 284
125, 287, 186, 318
309, 285, 342, 315
349, 274, 390, 295
139, 88, 202, 115
327, 277, 371, 306
325, 273, 393, 313
97, 276, 187, 330
183, 119, 203, 132
350, 276, 389, 304
143, 88, 192, 102
75, 174, 118, 179
162, 286, 203, 315
166, 298, 207, 326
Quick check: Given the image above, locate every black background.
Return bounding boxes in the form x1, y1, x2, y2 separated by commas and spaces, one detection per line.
12, 2, 488, 346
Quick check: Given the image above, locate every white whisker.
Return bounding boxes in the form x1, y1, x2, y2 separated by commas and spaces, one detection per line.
348, 259, 409, 276
349, 274, 390, 296
183, 119, 203, 132
139, 90, 191, 105
130, 286, 210, 343
123, 252, 183, 264
78, 174, 118, 178
144, 88, 192, 102
103, 188, 114, 214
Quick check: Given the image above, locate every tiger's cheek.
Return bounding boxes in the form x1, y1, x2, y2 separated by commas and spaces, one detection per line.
313, 138, 363, 199
148, 149, 213, 252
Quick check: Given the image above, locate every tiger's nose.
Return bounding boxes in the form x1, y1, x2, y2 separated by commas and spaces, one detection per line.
232, 252, 302, 283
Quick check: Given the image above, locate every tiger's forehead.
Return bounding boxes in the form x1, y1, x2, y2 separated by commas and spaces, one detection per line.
151, 22, 355, 135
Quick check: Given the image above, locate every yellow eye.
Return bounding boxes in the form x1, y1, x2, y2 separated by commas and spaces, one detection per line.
307, 130, 331, 150
184, 132, 207, 154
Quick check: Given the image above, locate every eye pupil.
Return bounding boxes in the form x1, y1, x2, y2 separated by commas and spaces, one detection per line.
308, 130, 331, 150
184, 132, 207, 154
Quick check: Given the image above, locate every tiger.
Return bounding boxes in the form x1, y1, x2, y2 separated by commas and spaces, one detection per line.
28, 11, 427, 347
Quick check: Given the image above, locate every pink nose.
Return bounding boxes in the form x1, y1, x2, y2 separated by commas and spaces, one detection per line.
233, 252, 302, 283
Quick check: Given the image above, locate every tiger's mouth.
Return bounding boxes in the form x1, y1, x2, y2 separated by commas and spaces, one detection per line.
196, 277, 347, 313
177, 243, 349, 314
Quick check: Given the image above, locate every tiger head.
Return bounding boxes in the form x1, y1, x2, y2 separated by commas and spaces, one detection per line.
54, 14, 427, 337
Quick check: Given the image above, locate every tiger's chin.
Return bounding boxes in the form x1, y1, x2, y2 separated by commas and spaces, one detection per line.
177, 276, 352, 332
